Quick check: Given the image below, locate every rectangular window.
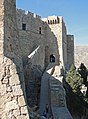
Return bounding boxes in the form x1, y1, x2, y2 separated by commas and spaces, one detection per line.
22, 23, 26, 30
39, 27, 42, 34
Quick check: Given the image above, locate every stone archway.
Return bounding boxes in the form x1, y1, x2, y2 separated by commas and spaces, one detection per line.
50, 54, 55, 63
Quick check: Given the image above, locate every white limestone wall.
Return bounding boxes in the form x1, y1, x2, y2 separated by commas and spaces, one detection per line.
0, 1, 29, 119
0, 0, 4, 60
45, 16, 74, 70
16, 11, 62, 69
67, 35, 74, 69
45, 16, 65, 67
62, 20, 67, 68
16, 10, 45, 69
44, 24, 60, 65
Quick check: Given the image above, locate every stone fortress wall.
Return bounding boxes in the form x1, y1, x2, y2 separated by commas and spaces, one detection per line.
0, 0, 74, 118
16, 9, 74, 110
0, 0, 29, 119
16, 9, 74, 70
67, 35, 74, 69
16, 9, 60, 69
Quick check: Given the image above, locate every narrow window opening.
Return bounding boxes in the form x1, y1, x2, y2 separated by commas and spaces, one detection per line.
57, 17, 59, 23
22, 23, 26, 30
50, 54, 55, 63
10, 44, 13, 51
39, 27, 42, 34
48, 20, 50, 24
55, 20, 57, 24
53, 20, 54, 24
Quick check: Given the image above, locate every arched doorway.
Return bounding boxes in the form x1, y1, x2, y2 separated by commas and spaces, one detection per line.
50, 54, 55, 63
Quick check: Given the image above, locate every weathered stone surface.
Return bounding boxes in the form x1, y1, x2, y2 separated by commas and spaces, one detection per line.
2, 77, 9, 84
7, 86, 12, 92
12, 85, 23, 96
3, 57, 13, 66
10, 64, 17, 75
0, 0, 74, 119
0, 84, 6, 96
13, 109, 20, 117
0, 0, 29, 119
0, 42, 3, 54
0, 55, 4, 65
0, 67, 6, 80
16, 115, 27, 119
0, 93, 11, 106
9, 74, 20, 86
5, 111, 15, 119
21, 106, 28, 114
18, 96, 26, 107
5, 100, 19, 111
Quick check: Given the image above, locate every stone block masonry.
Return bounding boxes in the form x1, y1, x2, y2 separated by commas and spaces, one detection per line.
0, 0, 29, 119
0, 0, 74, 118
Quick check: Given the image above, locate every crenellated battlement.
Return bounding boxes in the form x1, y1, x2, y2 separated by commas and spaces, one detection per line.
17, 9, 41, 19
42, 16, 63, 25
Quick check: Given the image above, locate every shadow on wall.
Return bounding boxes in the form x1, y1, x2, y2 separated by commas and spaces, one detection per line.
39, 63, 71, 119
20, 17, 61, 110
0, 0, 30, 119
44, 23, 60, 67
0, 0, 63, 119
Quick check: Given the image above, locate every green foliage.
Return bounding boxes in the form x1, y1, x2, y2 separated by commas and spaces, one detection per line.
66, 64, 83, 94
78, 63, 88, 84
65, 64, 88, 117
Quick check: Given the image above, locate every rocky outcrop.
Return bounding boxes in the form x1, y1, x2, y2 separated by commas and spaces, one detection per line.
75, 46, 88, 68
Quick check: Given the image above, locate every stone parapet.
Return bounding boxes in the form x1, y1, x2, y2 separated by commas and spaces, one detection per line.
17, 9, 41, 19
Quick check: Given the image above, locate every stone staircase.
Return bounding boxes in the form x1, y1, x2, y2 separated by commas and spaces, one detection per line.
39, 63, 73, 119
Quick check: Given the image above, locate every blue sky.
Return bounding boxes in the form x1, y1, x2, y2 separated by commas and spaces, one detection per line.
16, 0, 88, 45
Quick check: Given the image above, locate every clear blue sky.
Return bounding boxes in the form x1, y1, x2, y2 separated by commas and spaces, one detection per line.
16, 0, 88, 45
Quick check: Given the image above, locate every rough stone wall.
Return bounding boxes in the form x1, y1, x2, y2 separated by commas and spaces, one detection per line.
75, 46, 88, 68
50, 77, 66, 107
43, 16, 68, 68
62, 20, 67, 68
16, 11, 61, 69
16, 12, 74, 70
0, 0, 74, 117
0, 0, 4, 56
67, 35, 74, 70
0, 0, 29, 119
16, 9, 45, 69
16, 10, 47, 108
43, 16, 62, 65
16, 12, 62, 107
16, 12, 74, 108
44, 23, 60, 66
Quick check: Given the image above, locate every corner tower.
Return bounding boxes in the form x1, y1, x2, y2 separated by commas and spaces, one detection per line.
0, 0, 29, 119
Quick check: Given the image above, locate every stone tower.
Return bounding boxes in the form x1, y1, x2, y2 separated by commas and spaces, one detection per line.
43, 16, 67, 68
0, 0, 29, 119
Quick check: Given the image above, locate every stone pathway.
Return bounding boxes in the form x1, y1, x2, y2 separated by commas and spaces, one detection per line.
39, 63, 55, 116
52, 107, 73, 119
39, 63, 73, 119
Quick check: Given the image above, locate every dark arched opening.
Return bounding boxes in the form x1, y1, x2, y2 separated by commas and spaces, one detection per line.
50, 54, 55, 63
